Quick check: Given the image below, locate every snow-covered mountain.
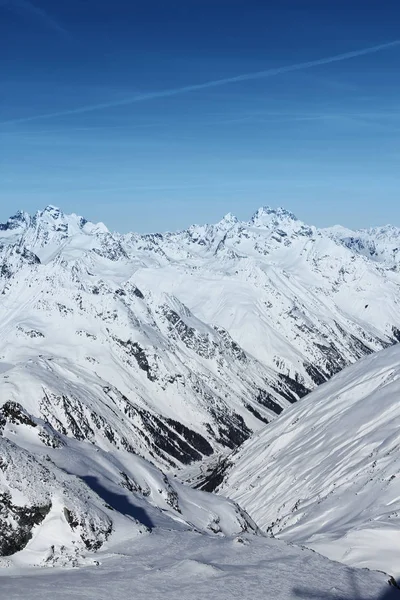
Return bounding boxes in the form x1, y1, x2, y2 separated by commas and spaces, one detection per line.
325, 223, 400, 269
129, 207, 400, 381
0, 375, 397, 596
1, 204, 400, 585
216, 343, 400, 577
1, 204, 400, 473
0, 364, 395, 600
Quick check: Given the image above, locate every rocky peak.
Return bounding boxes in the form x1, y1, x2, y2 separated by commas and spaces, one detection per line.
217, 213, 239, 228
250, 206, 298, 228
39, 205, 64, 220
33, 206, 82, 230
0, 210, 31, 232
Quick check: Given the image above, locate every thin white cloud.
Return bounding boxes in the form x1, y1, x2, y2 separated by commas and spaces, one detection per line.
0, 0, 69, 37
1, 39, 399, 126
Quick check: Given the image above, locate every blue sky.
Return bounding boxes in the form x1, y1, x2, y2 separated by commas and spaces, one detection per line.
1, 0, 399, 232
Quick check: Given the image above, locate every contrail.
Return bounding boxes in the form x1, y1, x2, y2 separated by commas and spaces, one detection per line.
1, 39, 399, 126
0, 0, 69, 38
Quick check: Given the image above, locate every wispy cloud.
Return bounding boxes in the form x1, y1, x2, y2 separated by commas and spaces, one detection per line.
0, 39, 399, 126
0, 0, 69, 38
214, 111, 400, 129
1, 123, 163, 137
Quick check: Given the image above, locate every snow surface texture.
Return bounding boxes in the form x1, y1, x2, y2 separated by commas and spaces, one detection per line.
0, 395, 395, 600
219, 344, 400, 577
0, 528, 396, 600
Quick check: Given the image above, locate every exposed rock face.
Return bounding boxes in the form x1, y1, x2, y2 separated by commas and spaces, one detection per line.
0, 437, 113, 560
0, 491, 51, 556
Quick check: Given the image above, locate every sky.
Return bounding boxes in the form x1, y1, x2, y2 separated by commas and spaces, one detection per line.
0, 0, 399, 233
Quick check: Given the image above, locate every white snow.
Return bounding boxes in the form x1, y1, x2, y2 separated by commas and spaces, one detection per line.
1, 204, 399, 473
0, 528, 394, 600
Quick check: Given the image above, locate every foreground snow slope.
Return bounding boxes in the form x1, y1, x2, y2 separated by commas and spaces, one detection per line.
219, 344, 400, 576
0, 528, 395, 600
0, 389, 397, 600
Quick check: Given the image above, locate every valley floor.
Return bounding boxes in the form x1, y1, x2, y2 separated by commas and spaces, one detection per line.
0, 529, 396, 600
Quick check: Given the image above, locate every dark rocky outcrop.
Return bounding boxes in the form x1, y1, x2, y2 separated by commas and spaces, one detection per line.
0, 491, 51, 556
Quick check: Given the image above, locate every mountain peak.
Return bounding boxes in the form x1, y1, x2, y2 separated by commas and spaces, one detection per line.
43, 204, 62, 215
36, 205, 66, 222
217, 212, 239, 228
250, 206, 298, 227
33, 205, 92, 230
0, 209, 31, 232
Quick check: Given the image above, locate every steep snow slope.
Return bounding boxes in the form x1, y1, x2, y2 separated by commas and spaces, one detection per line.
0, 365, 396, 598
1, 205, 400, 472
218, 344, 400, 576
0, 271, 299, 470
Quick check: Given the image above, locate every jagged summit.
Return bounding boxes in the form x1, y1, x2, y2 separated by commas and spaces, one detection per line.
33, 205, 109, 234
0, 206, 110, 265
37, 205, 65, 219
1, 205, 108, 236
216, 212, 239, 228
0, 209, 30, 232
250, 206, 298, 227
2, 205, 302, 240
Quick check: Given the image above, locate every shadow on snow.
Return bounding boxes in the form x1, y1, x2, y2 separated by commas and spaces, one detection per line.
81, 475, 154, 530
293, 569, 400, 599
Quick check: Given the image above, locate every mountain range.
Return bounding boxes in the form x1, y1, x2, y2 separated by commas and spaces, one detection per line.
1, 205, 399, 471
0, 204, 400, 583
